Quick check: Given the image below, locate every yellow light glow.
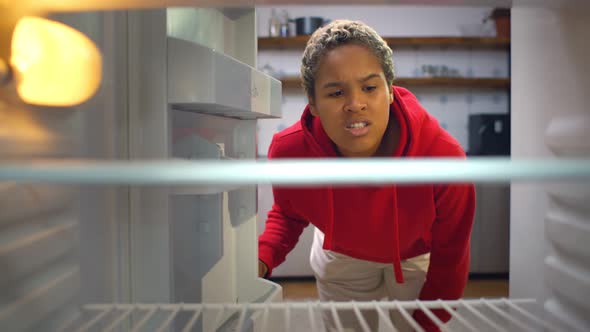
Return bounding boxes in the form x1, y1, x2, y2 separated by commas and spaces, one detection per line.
10, 16, 101, 106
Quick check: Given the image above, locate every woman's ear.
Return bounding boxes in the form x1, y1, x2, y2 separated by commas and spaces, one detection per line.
389, 85, 394, 104
310, 105, 319, 117
309, 97, 319, 117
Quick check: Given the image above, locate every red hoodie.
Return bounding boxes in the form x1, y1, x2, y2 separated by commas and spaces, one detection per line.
258, 86, 475, 329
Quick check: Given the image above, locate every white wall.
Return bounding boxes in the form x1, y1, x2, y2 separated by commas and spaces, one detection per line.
510, 6, 590, 305
256, 5, 509, 277
257, 6, 494, 38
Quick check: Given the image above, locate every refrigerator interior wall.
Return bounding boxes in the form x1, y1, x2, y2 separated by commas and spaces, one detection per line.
543, 114, 590, 331
0, 10, 132, 331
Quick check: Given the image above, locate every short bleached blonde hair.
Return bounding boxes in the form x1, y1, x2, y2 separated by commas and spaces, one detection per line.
300, 19, 395, 101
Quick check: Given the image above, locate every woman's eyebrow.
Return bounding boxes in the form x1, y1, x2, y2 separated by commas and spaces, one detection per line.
359, 73, 380, 82
321, 74, 380, 89
321, 81, 343, 89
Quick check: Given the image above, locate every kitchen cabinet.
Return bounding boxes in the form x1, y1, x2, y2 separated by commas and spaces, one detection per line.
259, 36, 510, 49
281, 76, 510, 89
258, 35, 510, 89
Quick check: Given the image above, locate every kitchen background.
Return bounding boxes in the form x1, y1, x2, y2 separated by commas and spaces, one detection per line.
256, 5, 511, 280
256, 6, 509, 155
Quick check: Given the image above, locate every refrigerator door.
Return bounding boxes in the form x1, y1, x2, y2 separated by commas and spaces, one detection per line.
0, 7, 283, 331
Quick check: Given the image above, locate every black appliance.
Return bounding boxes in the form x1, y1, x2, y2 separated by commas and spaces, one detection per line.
468, 114, 511, 156
293, 17, 327, 35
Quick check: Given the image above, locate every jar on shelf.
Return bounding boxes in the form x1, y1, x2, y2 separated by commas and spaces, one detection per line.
269, 9, 281, 37
279, 10, 290, 37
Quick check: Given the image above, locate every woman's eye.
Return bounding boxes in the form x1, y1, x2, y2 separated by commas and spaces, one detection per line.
364, 86, 377, 92
328, 90, 343, 97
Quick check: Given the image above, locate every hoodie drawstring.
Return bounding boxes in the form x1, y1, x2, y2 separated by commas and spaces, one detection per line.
323, 187, 335, 249
392, 186, 404, 283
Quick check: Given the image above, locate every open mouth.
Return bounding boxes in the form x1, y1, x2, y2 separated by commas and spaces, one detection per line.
345, 120, 370, 136
346, 121, 368, 129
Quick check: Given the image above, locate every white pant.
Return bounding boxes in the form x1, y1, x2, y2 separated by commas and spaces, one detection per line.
310, 228, 430, 332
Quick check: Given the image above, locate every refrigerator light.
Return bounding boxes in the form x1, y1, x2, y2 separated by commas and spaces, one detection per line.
10, 16, 101, 106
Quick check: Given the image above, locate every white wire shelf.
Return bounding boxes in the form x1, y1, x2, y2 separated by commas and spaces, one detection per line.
60, 298, 562, 332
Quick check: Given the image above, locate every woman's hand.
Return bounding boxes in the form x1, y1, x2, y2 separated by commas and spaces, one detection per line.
258, 260, 269, 278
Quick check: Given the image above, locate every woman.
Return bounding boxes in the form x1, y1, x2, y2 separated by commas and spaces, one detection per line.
258, 20, 475, 332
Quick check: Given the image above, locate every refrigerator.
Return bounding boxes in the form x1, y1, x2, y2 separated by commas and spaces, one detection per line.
0, 1, 589, 332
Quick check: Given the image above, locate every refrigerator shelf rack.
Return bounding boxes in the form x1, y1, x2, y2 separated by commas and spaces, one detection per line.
64, 298, 561, 332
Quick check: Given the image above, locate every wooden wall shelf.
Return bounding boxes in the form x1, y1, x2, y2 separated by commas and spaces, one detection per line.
258, 36, 510, 50
280, 76, 510, 90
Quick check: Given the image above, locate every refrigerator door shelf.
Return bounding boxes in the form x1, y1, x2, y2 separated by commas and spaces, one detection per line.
167, 37, 281, 120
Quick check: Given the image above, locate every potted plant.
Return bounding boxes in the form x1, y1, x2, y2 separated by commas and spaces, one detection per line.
486, 8, 511, 38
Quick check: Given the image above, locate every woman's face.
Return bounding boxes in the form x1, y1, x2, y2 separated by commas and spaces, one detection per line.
310, 43, 393, 158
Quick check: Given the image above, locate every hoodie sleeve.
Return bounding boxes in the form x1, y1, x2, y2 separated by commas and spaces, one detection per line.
259, 201, 309, 277
413, 137, 476, 331
258, 136, 310, 277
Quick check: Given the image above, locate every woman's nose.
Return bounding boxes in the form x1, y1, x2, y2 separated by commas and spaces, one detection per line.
344, 91, 367, 112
